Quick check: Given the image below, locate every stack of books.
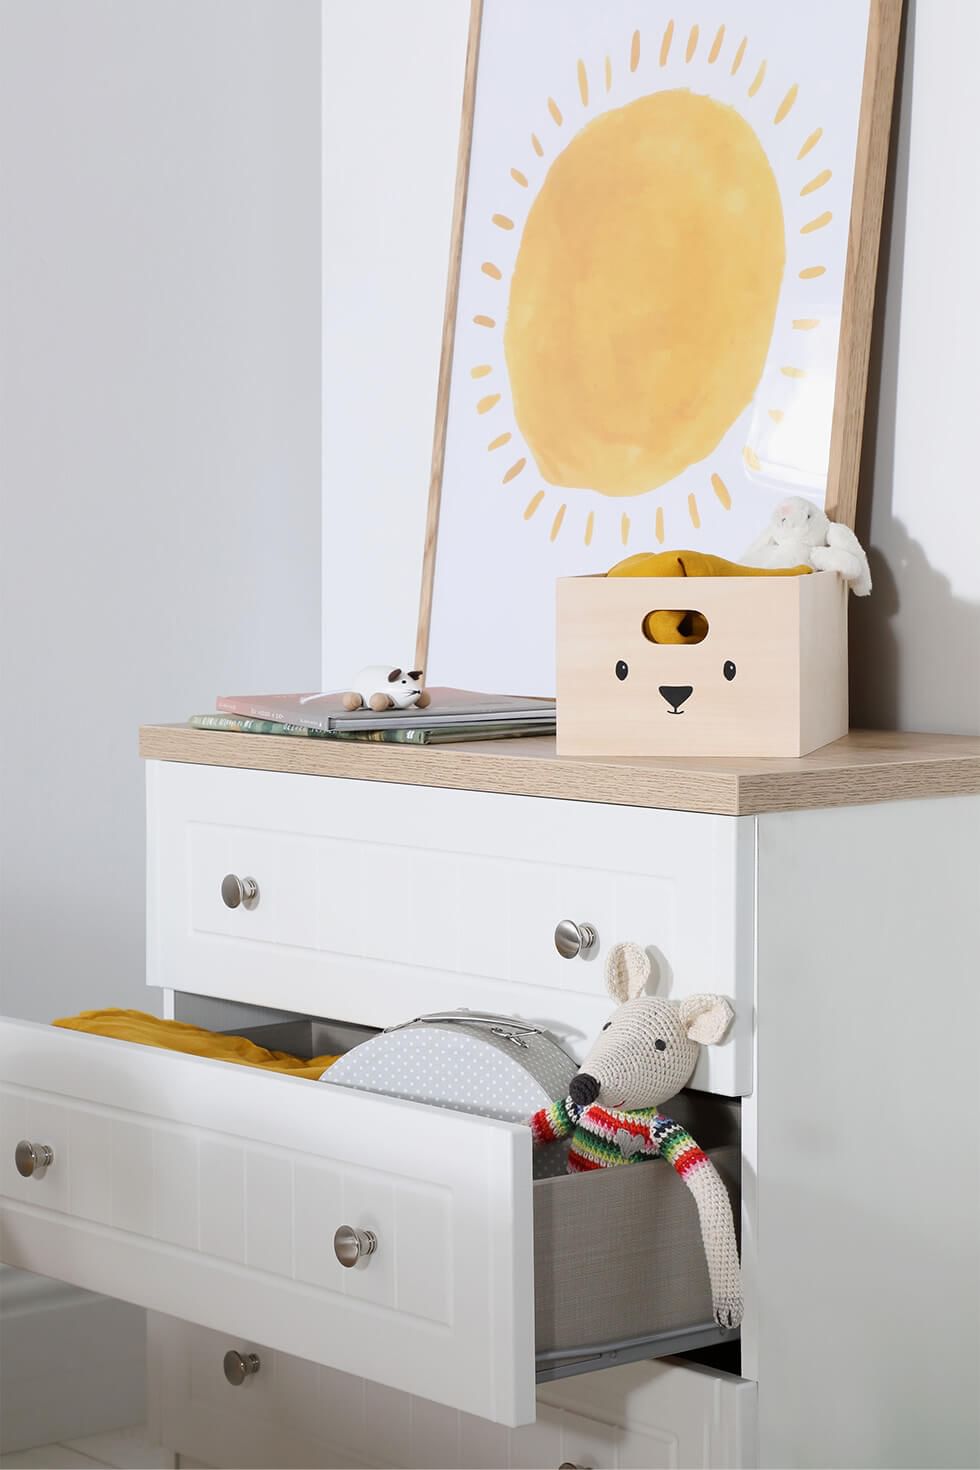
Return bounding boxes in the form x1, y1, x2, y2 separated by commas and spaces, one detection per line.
188, 688, 555, 746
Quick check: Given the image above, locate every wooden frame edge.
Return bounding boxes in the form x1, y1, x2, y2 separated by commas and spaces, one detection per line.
825, 0, 904, 528
415, 0, 484, 672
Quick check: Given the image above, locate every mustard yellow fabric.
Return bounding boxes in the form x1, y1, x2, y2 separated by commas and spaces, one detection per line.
54, 1009, 339, 1079
607, 549, 812, 644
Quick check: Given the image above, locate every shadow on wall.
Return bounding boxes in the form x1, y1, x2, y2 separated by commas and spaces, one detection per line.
851, 0, 980, 733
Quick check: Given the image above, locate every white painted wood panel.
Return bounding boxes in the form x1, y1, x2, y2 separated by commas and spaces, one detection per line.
0, 1018, 534, 1427
147, 760, 753, 1093
148, 1314, 757, 1469
755, 796, 980, 1470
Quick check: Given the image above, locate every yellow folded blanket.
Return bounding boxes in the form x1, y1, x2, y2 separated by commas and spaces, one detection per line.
54, 1009, 339, 1079
607, 550, 811, 644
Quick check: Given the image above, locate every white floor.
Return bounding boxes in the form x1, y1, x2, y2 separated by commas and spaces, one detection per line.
0, 1427, 191, 1470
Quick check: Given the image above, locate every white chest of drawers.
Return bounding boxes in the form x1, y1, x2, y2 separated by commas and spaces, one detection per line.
3, 728, 979, 1469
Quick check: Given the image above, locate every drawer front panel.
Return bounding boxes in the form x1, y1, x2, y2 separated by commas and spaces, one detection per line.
0, 1018, 534, 1427
148, 761, 753, 1094
148, 1315, 757, 1470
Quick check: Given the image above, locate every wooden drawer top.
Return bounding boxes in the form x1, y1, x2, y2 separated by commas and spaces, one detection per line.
138, 725, 980, 816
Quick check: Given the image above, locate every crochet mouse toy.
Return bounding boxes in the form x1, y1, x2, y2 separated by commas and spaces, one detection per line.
741, 495, 872, 595
529, 942, 742, 1329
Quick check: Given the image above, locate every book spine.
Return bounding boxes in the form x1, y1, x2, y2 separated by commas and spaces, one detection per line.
189, 715, 324, 738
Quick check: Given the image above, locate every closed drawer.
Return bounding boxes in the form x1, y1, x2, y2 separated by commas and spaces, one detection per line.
147, 761, 753, 1095
149, 1315, 757, 1470
0, 1017, 741, 1429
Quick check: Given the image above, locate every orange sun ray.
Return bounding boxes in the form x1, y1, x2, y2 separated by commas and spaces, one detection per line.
502, 458, 527, 484
492, 213, 514, 230
688, 493, 701, 528
801, 168, 832, 195
577, 59, 589, 106
655, 507, 665, 544
798, 127, 823, 159
487, 432, 511, 451
780, 366, 806, 379
531, 132, 544, 157
793, 318, 820, 330
604, 55, 612, 91
660, 21, 674, 66
731, 37, 748, 74
549, 503, 567, 541
477, 393, 501, 413
748, 60, 767, 96
686, 24, 699, 61
709, 25, 725, 62
471, 364, 492, 378
800, 211, 832, 233
774, 84, 798, 124
630, 30, 641, 71
473, 314, 495, 327
584, 510, 595, 545
711, 473, 732, 509
510, 167, 528, 187
524, 490, 545, 520
768, 408, 785, 423
798, 265, 826, 279
481, 261, 502, 279
621, 513, 631, 545
744, 446, 762, 471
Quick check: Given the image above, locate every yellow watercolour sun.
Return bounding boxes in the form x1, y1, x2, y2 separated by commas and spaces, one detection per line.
473, 21, 834, 544
507, 89, 784, 496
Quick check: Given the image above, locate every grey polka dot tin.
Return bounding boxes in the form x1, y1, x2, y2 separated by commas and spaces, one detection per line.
320, 1010, 577, 1125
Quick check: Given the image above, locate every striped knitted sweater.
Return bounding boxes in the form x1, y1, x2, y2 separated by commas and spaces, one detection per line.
529, 1095, 705, 1175
529, 1094, 742, 1328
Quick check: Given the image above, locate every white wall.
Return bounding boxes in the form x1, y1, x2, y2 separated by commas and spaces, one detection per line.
322, 0, 980, 737
0, 0, 322, 1025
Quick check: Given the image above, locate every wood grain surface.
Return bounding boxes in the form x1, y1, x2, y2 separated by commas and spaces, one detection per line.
139, 726, 980, 817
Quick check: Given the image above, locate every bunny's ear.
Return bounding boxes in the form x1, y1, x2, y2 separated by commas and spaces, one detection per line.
678, 994, 734, 1046
605, 942, 651, 1003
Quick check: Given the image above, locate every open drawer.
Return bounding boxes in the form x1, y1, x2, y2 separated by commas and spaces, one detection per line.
0, 1014, 739, 1428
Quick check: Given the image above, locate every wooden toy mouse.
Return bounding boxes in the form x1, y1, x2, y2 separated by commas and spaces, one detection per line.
529, 941, 742, 1328
341, 666, 432, 713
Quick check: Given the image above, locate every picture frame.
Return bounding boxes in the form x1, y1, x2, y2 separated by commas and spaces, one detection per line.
416, 0, 903, 696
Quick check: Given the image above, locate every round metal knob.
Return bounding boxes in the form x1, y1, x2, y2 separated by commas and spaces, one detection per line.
554, 920, 598, 960
221, 873, 259, 910
223, 1349, 261, 1386
333, 1225, 378, 1268
15, 1141, 54, 1178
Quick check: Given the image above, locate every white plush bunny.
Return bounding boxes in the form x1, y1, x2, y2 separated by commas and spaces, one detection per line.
742, 495, 872, 596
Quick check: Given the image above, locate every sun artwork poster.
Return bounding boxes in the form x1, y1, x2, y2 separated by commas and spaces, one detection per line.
420, 0, 877, 697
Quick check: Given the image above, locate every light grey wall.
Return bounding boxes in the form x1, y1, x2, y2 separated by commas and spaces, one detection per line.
850, 0, 980, 735
0, 0, 322, 1023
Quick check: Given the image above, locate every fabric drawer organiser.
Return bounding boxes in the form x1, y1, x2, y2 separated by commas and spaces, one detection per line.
146, 759, 754, 1096
0, 1010, 739, 1428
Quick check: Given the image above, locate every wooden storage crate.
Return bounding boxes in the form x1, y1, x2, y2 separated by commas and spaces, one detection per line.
556, 570, 847, 758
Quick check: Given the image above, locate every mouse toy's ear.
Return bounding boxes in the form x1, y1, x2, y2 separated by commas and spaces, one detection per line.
678, 994, 734, 1046
407, 670, 423, 681
605, 942, 651, 1004
387, 668, 403, 682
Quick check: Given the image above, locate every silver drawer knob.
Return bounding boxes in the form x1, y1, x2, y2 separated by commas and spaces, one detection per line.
554, 920, 597, 960
15, 1141, 54, 1178
223, 1349, 261, 1386
334, 1225, 378, 1267
221, 873, 259, 910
